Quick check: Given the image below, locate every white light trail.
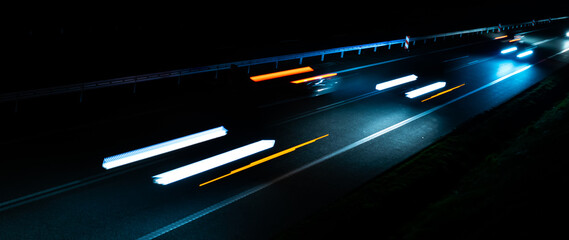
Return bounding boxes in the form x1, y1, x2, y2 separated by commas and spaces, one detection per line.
405, 82, 446, 99
153, 140, 275, 185
102, 126, 228, 170
501, 46, 518, 54
375, 74, 418, 91
517, 50, 534, 58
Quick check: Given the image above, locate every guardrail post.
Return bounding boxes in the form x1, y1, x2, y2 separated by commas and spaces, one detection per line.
275, 61, 279, 69
434, 36, 437, 42
388, 43, 391, 49
247, 65, 251, 74
373, 47, 377, 52
358, 49, 361, 55
299, 57, 303, 65
321, 54, 325, 61
341, 51, 344, 58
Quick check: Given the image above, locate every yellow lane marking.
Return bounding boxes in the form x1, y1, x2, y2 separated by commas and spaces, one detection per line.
421, 84, 465, 102
199, 134, 329, 187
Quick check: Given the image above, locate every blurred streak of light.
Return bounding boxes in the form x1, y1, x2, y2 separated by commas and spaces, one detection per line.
375, 74, 418, 91
406, 82, 446, 99
290, 73, 337, 84
250, 67, 314, 82
517, 50, 533, 58
199, 134, 329, 187
153, 140, 275, 185
102, 126, 227, 170
501, 46, 518, 54
421, 84, 465, 102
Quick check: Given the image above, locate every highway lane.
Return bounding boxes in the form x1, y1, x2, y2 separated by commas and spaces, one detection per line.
1, 25, 568, 239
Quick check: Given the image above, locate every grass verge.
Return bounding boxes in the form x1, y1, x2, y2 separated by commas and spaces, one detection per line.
276, 64, 569, 239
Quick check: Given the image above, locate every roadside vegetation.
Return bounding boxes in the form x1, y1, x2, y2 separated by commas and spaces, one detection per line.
278, 64, 569, 239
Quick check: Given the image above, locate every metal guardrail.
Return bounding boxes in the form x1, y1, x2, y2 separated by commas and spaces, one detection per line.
2, 16, 567, 103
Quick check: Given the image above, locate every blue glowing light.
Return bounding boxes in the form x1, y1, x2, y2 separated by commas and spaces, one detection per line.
102, 126, 228, 169
153, 140, 275, 185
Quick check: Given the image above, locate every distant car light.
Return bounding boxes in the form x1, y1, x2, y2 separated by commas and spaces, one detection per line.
566, 31, 569, 37
501, 46, 518, 54
516, 50, 533, 58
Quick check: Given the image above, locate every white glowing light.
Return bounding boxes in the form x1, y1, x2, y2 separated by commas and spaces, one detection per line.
565, 31, 569, 37
375, 74, 418, 91
516, 50, 533, 58
406, 82, 447, 99
501, 46, 518, 54
153, 140, 275, 185
102, 126, 228, 170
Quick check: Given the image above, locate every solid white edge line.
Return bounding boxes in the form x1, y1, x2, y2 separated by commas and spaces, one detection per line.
137, 64, 534, 239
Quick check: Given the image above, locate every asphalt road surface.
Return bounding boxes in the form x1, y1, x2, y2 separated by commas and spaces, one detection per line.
1, 24, 568, 239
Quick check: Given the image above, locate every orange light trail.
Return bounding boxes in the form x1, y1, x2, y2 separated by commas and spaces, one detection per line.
421, 84, 465, 102
250, 66, 314, 82
508, 38, 521, 43
199, 134, 329, 187
494, 35, 508, 40
290, 73, 338, 84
